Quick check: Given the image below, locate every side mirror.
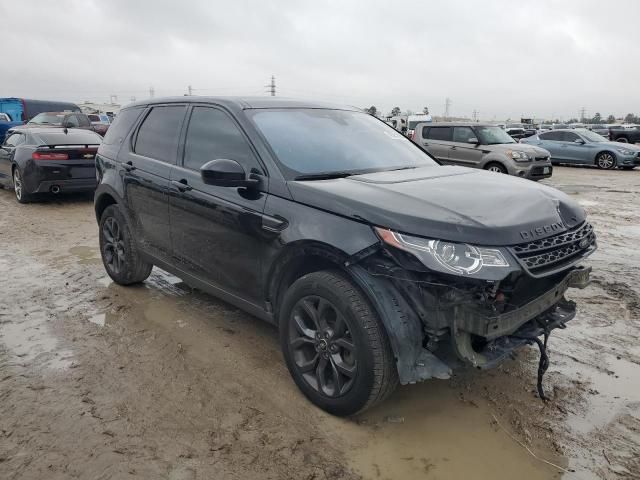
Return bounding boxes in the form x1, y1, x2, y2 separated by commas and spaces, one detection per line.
200, 159, 259, 188
574, 138, 585, 144
62, 122, 74, 128
467, 137, 479, 144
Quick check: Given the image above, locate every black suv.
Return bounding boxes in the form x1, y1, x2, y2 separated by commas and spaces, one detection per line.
94, 97, 596, 415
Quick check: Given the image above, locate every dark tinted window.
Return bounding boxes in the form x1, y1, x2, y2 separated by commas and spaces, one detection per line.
102, 107, 142, 146
562, 132, 580, 142
539, 131, 563, 141
88, 114, 100, 122
134, 106, 186, 163
424, 126, 452, 141
452, 126, 475, 143
34, 130, 102, 145
184, 107, 260, 172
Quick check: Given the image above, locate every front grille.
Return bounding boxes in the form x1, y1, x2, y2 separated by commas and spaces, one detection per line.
510, 222, 596, 276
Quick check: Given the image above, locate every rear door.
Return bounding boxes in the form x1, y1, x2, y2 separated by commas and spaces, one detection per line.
449, 126, 484, 167
560, 131, 591, 164
169, 105, 268, 304
420, 126, 453, 163
119, 104, 187, 262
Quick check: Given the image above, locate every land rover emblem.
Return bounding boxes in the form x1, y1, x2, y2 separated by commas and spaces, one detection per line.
579, 237, 590, 249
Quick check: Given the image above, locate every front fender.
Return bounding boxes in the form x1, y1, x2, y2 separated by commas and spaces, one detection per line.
348, 264, 451, 384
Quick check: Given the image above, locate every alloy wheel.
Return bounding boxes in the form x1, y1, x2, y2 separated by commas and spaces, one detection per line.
102, 216, 125, 274
488, 165, 503, 173
288, 296, 357, 397
13, 169, 22, 200
598, 153, 615, 169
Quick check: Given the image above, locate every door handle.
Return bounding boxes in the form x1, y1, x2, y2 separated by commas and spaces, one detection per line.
123, 160, 136, 172
423, 142, 429, 146
451, 146, 457, 150
170, 179, 193, 192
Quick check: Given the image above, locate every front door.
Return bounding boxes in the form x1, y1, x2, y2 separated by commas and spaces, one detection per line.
169, 105, 268, 305
119, 104, 187, 261
449, 126, 484, 167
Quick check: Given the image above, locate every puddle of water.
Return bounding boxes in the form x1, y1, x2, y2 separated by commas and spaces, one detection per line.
88, 313, 106, 326
68, 245, 101, 265
348, 382, 564, 480
578, 200, 599, 207
0, 314, 74, 370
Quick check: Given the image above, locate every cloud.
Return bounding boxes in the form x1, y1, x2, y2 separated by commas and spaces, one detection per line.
2, 0, 639, 119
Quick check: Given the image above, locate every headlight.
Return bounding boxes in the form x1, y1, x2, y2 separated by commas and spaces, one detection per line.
375, 228, 517, 280
508, 150, 531, 162
616, 148, 634, 155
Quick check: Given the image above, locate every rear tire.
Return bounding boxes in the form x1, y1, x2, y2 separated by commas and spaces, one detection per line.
279, 270, 398, 416
99, 205, 152, 285
615, 137, 629, 143
13, 168, 33, 204
485, 162, 507, 174
596, 152, 616, 170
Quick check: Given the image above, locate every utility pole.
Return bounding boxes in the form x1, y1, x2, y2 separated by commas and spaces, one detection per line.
265, 75, 276, 96
444, 97, 452, 119
188, 85, 193, 96
579, 107, 587, 123
149, 86, 155, 98
472, 110, 479, 122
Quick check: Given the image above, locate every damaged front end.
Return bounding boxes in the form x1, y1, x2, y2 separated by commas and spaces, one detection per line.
346, 223, 596, 398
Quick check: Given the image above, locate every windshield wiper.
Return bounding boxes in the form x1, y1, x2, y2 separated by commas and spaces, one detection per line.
294, 171, 356, 181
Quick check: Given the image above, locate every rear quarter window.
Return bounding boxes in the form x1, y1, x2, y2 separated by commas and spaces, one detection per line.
99, 107, 143, 159
133, 106, 186, 164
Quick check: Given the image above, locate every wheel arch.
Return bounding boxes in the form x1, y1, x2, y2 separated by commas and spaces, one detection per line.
267, 240, 451, 385
266, 240, 352, 319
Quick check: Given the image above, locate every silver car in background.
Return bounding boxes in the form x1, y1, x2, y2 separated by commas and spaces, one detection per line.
521, 128, 640, 170
412, 122, 553, 180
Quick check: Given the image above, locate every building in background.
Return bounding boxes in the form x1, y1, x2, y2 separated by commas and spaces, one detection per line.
78, 101, 121, 116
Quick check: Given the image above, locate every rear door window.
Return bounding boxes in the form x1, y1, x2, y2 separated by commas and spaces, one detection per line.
76, 115, 91, 127
539, 131, 562, 141
424, 126, 452, 141
452, 127, 475, 143
561, 132, 580, 142
134, 106, 186, 164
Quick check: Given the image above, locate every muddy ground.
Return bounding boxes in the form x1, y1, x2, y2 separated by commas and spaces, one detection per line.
0, 166, 638, 480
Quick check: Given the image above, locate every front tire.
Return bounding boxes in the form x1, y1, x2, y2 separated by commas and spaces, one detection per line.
99, 205, 152, 285
596, 152, 616, 169
279, 270, 398, 416
615, 137, 629, 143
485, 162, 507, 174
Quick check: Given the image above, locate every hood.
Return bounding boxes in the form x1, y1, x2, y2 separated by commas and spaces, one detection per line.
600, 141, 640, 151
287, 166, 586, 246
490, 143, 550, 156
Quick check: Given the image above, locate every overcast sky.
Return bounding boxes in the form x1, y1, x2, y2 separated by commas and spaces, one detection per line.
3, 0, 639, 120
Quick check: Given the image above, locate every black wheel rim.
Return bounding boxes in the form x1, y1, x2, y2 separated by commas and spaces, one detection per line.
288, 296, 357, 397
102, 216, 125, 274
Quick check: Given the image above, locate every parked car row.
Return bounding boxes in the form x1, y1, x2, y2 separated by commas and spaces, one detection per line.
0, 96, 599, 416
411, 122, 553, 180
521, 128, 640, 169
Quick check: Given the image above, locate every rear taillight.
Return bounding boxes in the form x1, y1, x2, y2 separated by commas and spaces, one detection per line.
32, 152, 69, 160
410, 131, 416, 141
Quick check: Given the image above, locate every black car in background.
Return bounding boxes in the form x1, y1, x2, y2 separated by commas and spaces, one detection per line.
93, 97, 595, 415
0, 127, 102, 202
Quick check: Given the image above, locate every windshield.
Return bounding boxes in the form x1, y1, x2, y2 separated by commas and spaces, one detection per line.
577, 129, 608, 142
249, 109, 438, 178
29, 113, 64, 125
475, 126, 516, 145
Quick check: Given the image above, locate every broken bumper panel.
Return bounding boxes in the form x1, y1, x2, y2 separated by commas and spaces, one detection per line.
456, 266, 590, 341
